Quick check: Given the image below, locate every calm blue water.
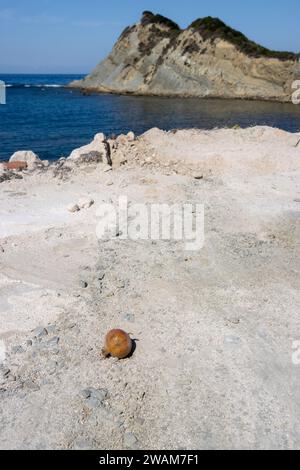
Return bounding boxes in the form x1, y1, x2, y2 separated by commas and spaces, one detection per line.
1, 74, 300, 162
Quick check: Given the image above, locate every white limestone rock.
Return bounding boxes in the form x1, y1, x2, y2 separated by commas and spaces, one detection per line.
9, 150, 42, 171
68, 133, 111, 165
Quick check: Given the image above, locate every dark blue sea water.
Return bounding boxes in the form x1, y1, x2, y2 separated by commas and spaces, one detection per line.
1, 74, 300, 162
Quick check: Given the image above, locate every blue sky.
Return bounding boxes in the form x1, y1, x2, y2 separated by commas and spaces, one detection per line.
0, 0, 299, 73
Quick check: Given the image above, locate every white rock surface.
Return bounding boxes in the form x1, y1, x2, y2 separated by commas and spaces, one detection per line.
68, 133, 110, 165
0, 127, 300, 450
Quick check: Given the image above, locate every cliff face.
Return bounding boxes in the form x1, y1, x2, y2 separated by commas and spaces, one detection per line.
70, 11, 300, 101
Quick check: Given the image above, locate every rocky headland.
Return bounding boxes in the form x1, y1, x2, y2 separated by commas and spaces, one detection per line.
70, 11, 300, 102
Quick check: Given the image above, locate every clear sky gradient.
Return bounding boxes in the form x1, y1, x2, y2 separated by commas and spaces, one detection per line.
0, 0, 299, 73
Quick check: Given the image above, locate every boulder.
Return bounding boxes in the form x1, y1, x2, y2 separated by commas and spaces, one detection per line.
9, 151, 42, 171
68, 133, 111, 165
127, 131, 135, 142
116, 134, 128, 145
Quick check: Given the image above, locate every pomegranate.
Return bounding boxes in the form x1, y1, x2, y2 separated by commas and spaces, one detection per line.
102, 329, 132, 359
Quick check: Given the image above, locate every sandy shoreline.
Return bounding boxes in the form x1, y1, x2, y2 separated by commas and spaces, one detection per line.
0, 126, 300, 449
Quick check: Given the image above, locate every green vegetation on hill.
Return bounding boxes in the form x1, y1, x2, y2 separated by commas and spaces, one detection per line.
189, 17, 298, 61
141, 11, 180, 31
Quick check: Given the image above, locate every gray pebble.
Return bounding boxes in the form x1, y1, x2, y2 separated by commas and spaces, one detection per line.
26, 340, 33, 347
224, 335, 240, 344
0, 368, 10, 379
294, 198, 300, 203
73, 439, 94, 450
86, 397, 101, 409
47, 336, 60, 347
80, 389, 91, 399
33, 327, 48, 339
227, 317, 240, 325
90, 388, 108, 402
46, 325, 57, 334
46, 361, 58, 375
135, 417, 145, 425
123, 432, 138, 448
122, 313, 135, 323
79, 280, 88, 289
97, 271, 105, 281
23, 380, 40, 392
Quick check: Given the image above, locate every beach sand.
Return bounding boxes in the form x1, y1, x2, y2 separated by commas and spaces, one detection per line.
0, 126, 299, 449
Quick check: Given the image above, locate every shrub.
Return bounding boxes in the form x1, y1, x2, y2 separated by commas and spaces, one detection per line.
189, 16, 299, 61
141, 11, 180, 31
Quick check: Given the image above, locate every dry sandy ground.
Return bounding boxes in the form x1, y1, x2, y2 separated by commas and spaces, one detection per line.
0, 126, 300, 450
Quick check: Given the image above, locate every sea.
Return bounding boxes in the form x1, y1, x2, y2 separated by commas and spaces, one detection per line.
1, 73, 300, 162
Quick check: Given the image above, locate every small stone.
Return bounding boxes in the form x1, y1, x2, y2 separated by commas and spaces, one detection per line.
26, 340, 33, 347
122, 313, 135, 323
80, 389, 91, 399
67, 203, 80, 213
47, 336, 60, 347
136, 417, 145, 425
73, 439, 94, 450
90, 388, 108, 402
294, 198, 300, 203
0, 368, 10, 379
193, 174, 204, 180
78, 197, 94, 209
46, 361, 58, 375
123, 432, 138, 448
0, 246, 4, 253
224, 335, 240, 344
97, 271, 105, 281
227, 317, 240, 325
86, 397, 101, 409
46, 325, 57, 334
23, 380, 40, 392
127, 131, 135, 142
79, 280, 88, 289
33, 327, 48, 339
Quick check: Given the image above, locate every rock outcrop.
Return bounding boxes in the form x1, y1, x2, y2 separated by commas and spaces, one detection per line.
67, 132, 112, 166
70, 11, 300, 102
9, 151, 43, 171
